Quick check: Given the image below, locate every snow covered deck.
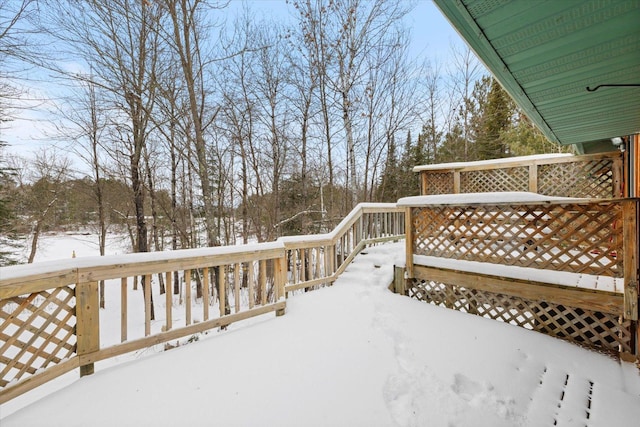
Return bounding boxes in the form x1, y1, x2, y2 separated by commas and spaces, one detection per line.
0, 204, 406, 405
2, 244, 640, 426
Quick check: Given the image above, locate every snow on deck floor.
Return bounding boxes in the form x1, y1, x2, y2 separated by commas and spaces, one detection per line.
2, 243, 639, 426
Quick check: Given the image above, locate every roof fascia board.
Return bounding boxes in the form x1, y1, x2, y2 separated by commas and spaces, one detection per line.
433, 0, 562, 144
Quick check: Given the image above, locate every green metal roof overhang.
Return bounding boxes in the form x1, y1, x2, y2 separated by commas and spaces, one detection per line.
433, 0, 640, 154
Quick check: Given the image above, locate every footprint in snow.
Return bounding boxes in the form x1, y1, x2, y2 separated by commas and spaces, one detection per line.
451, 373, 518, 421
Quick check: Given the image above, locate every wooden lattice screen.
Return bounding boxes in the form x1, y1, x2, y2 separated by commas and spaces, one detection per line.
407, 271, 633, 355
422, 172, 454, 195
417, 152, 623, 199
461, 167, 530, 193
0, 286, 77, 388
411, 202, 624, 277
538, 158, 615, 198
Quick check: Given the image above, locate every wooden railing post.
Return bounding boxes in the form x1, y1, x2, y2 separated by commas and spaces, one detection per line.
325, 244, 335, 283
393, 266, 406, 295
248, 262, 255, 307
120, 277, 127, 342
144, 274, 152, 335
622, 200, 639, 322
275, 255, 287, 316
234, 263, 241, 313
202, 268, 210, 321
622, 199, 639, 356
165, 272, 173, 330
259, 261, 267, 306
405, 207, 414, 279
420, 171, 427, 195
76, 280, 100, 377
453, 171, 461, 193
612, 156, 624, 198
529, 164, 538, 193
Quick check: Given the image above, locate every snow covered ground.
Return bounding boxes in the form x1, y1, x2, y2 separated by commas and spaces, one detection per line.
1, 238, 639, 426
2, 228, 133, 265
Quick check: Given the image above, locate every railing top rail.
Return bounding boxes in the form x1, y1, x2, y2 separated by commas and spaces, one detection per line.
412, 151, 620, 173
0, 241, 284, 294
398, 192, 638, 207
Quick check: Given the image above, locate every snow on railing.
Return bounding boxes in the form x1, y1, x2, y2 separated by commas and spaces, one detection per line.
0, 203, 404, 403
414, 151, 623, 199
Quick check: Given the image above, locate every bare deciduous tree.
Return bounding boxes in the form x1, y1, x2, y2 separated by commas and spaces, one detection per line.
163, 0, 224, 247
46, 0, 166, 318
447, 43, 483, 161
15, 150, 71, 263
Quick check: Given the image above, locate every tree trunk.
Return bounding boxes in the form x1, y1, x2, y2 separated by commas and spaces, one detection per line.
27, 221, 41, 264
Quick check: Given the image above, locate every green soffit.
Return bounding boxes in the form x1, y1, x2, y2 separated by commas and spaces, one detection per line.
433, 0, 640, 153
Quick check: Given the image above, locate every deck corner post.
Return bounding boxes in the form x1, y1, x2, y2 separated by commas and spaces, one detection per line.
76, 280, 100, 377
622, 200, 639, 323
621, 199, 639, 356
393, 266, 406, 296
404, 207, 414, 279
275, 255, 287, 317
420, 171, 428, 195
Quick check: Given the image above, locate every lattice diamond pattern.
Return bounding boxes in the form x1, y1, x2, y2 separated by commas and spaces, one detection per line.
461, 167, 529, 193
0, 286, 76, 387
424, 172, 454, 195
408, 279, 633, 354
539, 159, 614, 198
412, 202, 623, 277
419, 157, 615, 199
532, 303, 632, 352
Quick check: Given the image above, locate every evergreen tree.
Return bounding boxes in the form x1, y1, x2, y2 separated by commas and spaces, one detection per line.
437, 123, 466, 163
467, 76, 491, 160
376, 133, 401, 202
502, 110, 571, 156
399, 128, 429, 197
441, 76, 518, 163
0, 142, 18, 265
378, 129, 432, 201
0, 142, 16, 239
419, 121, 440, 165
475, 78, 514, 159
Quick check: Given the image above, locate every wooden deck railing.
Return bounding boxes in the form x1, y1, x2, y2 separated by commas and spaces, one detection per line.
0, 203, 404, 403
414, 152, 624, 199
281, 203, 405, 294
399, 195, 639, 358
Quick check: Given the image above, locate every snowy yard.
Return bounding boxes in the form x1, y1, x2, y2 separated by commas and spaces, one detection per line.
2, 241, 639, 426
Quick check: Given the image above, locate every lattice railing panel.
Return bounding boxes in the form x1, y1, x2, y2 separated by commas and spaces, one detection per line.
0, 286, 76, 387
411, 201, 623, 277
539, 159, 614, 199
408, 278, 633, 354
460, 167, 529, 193
423, 172, 454, 195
